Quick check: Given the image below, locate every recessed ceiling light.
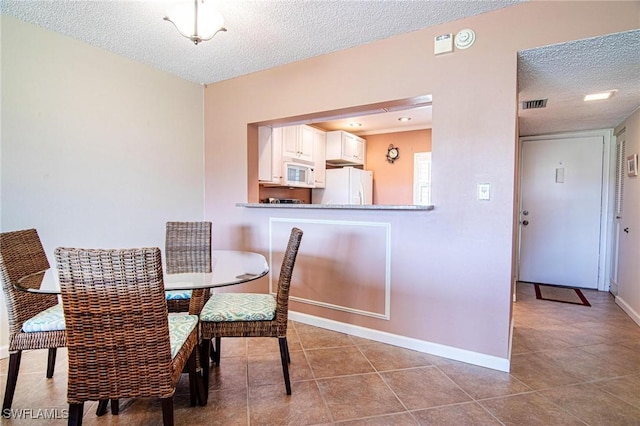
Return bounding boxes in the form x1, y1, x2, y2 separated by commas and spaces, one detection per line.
398, 117, 411, 122
349, 122, 362, 127
584, 90, 617, 101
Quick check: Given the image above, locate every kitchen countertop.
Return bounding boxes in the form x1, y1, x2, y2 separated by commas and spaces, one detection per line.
236, 203, 434, 211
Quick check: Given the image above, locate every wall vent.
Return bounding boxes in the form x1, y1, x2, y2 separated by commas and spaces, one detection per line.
521, 99, 547, 110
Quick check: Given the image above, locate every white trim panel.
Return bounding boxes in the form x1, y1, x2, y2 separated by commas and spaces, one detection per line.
269, 217, 391, 320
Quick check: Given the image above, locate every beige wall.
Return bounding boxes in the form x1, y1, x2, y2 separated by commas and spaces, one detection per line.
365, 129, 432, 205
203, 1, 639, 367
0, 16, 206, 354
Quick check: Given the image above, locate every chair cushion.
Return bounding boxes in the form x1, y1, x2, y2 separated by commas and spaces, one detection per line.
22, 304, 66, 332
166, 289, 192, 300
168, 314, 198, 359
200, 293, 277, 322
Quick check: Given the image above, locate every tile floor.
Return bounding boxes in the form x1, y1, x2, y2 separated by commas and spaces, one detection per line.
2, 282, 640, 425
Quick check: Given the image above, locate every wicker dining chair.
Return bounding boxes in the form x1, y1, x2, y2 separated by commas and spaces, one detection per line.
199, 227, 303, 395
0, 229, 66, 413
164, 221, 212, 313
54, 247, 204, 426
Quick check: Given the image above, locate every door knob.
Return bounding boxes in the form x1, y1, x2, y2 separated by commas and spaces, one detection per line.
522, 220, 529, 226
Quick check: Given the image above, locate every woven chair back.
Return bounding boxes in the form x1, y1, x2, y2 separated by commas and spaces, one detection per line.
165, 221, 212, 274
0, 229, 56, 338
55, 247, 175, 402
274, 227, 303, 328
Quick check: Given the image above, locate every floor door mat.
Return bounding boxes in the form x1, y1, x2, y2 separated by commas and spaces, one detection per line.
532, 283, 591, 307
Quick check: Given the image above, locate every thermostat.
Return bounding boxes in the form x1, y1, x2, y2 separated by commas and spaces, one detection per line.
455, 29, 476, 49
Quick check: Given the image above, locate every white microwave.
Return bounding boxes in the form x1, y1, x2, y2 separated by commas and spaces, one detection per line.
283, 162, 315, 188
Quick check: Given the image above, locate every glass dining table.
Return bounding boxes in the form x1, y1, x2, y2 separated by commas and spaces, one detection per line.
15, 249, 270, 300
14, 249, 269, 406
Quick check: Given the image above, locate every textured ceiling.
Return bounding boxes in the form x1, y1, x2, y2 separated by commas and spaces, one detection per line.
1, 1, 638, 136
518, 29, 640, 136
0, 0, 523, 85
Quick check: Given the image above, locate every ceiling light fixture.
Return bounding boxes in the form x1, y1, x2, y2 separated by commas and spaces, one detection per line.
349, 123, 362, 127
164, 0, 227, 45
398, 117, 412, 122
584, 90, 617, 101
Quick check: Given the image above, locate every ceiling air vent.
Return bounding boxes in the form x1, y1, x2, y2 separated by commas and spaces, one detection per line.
521, 99, 548, 110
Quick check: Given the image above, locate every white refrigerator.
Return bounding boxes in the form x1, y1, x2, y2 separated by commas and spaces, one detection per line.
312, 167, 373, 205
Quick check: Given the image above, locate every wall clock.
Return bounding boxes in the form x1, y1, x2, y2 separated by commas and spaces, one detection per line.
386, 145, 399, 163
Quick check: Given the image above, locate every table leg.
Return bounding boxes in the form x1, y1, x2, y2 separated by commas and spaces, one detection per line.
198, 340, 210, 405
187, 289, 210, 405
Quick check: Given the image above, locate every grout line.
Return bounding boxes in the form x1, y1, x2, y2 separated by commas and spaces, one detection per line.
333, 411, 419, 424
292, 322, 336, 424
432, 363, 477, 401
532, 386, 591, 425
353, 340, 416, 419
472, 401, 509, 426
597, 382, 640, 410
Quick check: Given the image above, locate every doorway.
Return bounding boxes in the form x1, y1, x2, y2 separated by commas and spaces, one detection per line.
517, 130, 613, 290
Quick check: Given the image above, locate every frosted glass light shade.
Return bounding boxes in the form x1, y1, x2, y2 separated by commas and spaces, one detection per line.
164, 0, 226, 45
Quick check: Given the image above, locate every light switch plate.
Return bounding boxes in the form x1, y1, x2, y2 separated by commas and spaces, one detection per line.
478, 183, 491, 200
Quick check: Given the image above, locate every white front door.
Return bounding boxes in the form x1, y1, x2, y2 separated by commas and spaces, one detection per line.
518, 135, 604, 289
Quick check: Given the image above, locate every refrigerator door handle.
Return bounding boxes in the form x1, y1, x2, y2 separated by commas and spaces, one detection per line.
358, 181, 365, 205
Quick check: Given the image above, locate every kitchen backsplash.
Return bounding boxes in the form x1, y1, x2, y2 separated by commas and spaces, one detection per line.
259, 186, 311, 203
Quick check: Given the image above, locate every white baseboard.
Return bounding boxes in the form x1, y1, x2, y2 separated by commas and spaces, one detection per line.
0, 314, 515, 371
289, 311, 510, 372
615, 296, 640, 326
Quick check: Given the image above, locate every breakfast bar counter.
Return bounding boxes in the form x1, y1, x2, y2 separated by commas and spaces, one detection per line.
236, 202, 437, 352
234, 198, 509, 372
236, 203, 434, 211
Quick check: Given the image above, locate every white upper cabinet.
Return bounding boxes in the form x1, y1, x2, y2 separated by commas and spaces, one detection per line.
282, 125, 314, 162
312, 128, 326, 188
325, 130, 366, 165
258, 126, 283, 184
259, 124, 324, 186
